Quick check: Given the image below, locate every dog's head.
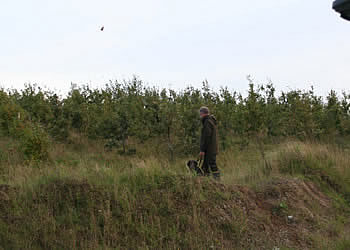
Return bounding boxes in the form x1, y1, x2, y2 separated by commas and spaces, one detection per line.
187, 160, 198, 170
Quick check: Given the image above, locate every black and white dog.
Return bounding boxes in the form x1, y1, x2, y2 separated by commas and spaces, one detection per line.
186, 160, 204, 176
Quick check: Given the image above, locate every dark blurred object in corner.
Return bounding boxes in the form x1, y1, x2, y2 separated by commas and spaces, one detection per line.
333, 0, 350, 21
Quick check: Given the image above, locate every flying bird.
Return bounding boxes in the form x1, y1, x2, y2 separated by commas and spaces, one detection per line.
100, 26, 104, 31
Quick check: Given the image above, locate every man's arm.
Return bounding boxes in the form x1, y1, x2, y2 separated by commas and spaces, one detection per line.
200, 121, 213, 154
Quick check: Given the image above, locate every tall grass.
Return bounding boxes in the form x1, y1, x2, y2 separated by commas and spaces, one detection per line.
1, 137, 350, 249
275, 142, 350, 204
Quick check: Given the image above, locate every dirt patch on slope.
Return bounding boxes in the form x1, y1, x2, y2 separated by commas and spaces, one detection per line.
207, 177, 336, 249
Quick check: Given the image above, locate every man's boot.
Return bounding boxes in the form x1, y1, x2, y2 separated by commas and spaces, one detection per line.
212, 171, 221, 181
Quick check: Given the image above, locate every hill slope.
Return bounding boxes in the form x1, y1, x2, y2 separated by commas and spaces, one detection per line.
1, 140, 350, 249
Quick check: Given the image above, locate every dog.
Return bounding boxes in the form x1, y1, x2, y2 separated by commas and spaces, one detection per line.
187, 160, 204, 176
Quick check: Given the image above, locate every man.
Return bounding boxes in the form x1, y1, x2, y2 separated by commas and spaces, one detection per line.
199, 106, 220, 180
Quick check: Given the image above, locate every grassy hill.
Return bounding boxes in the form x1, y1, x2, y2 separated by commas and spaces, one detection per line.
1, 137, 350, 249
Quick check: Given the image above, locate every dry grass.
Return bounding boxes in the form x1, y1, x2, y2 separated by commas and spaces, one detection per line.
1, 138, 350, 249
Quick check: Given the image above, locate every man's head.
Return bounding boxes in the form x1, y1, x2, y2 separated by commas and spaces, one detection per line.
199, 106, 209, 119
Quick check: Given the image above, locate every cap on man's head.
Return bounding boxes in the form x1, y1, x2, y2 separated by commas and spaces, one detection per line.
199, 106, 209, 114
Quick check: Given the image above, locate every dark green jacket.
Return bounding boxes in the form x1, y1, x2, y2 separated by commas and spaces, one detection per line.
200, 115, 218, 156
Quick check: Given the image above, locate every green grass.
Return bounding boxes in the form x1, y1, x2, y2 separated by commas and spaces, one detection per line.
1, 137, 350, 249
1, 171, 248, 249
276, 142, 350, 207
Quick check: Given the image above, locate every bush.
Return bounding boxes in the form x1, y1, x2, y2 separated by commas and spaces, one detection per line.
0, 92, 25, 136
18, 123, 50, 162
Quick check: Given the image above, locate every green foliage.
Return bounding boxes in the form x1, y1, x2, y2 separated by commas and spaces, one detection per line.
18, 123, 50, 162
12, 84, 54, 124
0, 90, 25, 136
1, 78, 350, 160
335, 238, 350, 250
273, 201, 289, 216
0, 88, 50, 162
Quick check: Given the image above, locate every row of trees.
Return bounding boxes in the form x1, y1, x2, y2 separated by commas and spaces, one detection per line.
1, 77, 349, 160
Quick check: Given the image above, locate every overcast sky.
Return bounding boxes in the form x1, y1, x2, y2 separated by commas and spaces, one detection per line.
1, 0, 349, 95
